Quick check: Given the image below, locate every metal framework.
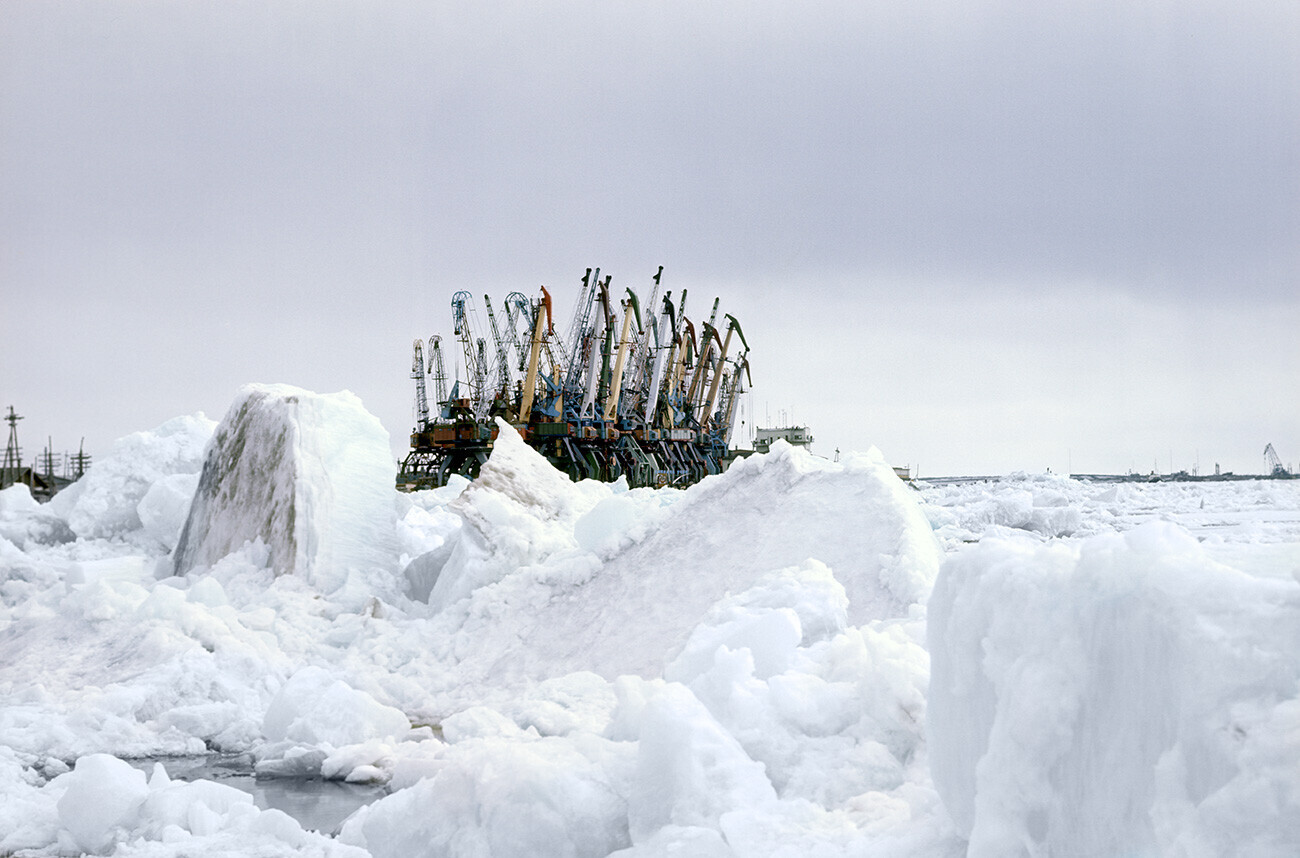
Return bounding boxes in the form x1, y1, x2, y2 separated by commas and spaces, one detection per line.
398, 268, 751, 490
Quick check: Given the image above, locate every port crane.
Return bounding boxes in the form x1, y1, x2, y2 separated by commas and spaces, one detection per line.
399, 268, 753, 490
1264, 443, 1289, 477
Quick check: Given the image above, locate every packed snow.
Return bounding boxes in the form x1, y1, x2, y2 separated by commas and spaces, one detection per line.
1, 384, 1297, 857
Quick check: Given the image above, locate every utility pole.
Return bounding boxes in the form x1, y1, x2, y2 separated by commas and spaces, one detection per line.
72, 438, 91, 479
3, 406, 23, 488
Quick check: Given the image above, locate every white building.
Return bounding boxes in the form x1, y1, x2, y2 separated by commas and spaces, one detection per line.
753, 426, 814, 454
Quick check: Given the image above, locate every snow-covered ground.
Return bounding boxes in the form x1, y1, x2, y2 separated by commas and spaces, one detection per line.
1, 385, 1297, 857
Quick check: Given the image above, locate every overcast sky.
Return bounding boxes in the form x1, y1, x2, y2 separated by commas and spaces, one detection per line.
3, 1, 1297, 477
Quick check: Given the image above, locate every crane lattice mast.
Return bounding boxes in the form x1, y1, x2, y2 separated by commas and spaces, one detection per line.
411, 339, 429, 428
428, 336, 448, 409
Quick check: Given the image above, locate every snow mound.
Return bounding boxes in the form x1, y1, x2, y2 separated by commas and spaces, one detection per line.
661, 561, 930, 808
262, 667, 409, 747
56, 753, 151, 853
46, 413, 214, 541
0, 483, 74, 550
664, 559, 847, 683
428, 420, 611, 609
0, 752, 361, 856
927, 521, 1300, 856
627, 681, 778, 840
341, 733, 632, 858
340, 567, 938, 857
256, 666, 412, 778
172, 384, 400, 603
463, 439, 940, 684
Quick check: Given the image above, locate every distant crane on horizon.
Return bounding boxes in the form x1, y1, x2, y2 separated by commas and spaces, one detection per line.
1264, 443, 1290, 477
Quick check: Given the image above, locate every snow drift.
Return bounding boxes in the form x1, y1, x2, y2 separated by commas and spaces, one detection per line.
172, 384, 400, 602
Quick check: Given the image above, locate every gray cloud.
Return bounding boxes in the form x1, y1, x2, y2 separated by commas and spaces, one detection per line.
2, 1, 1296, 475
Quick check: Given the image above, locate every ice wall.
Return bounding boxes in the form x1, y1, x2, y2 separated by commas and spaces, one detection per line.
927, 522, 1300, 856
172, 384, 399, 601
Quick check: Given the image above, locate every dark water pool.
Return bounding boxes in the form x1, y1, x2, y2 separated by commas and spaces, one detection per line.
127, 754, 387, 834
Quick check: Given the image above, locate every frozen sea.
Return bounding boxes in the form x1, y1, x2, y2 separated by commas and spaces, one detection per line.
1, 386, 1297, 857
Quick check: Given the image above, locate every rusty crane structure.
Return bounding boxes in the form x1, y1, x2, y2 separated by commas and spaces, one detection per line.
398, 267, 751, 490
